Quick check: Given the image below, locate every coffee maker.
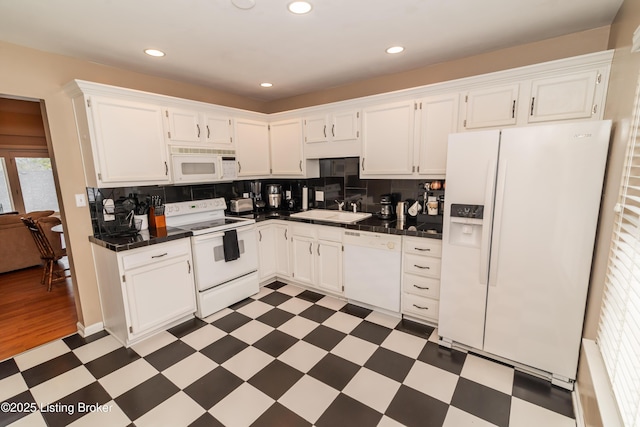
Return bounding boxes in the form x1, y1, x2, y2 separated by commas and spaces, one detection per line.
379, 194, 395, 220
266, 184, 283, 209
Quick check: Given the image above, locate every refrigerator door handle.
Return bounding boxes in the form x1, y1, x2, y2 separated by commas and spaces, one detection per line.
488, 161, 508, 287
479, 160, 497, 285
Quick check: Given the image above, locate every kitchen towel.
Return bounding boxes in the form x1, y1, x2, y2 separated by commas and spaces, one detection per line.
223, 229, 240, 262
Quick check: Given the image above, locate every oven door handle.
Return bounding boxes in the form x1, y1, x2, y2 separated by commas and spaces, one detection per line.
191, 224, 255, 242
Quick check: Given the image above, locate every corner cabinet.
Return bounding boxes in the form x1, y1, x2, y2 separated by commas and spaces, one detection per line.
234, 118, 271, 177
69, 91, 171, 187
269, 119, 305, 176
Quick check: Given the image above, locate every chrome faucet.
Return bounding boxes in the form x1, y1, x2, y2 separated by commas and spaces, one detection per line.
350, 201, 358, 213
336, 200, 345, 211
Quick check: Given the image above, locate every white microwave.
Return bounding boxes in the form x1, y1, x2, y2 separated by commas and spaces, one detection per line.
170, 146, 237, 184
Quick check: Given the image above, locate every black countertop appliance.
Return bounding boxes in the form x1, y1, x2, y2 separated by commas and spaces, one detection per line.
379, 194, 395, 220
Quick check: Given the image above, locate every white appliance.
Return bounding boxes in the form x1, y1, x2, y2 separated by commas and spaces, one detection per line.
165, 198, 258, 318
344, 230, 402, 313
439, 120, 611, 389
170, 146, 237, 184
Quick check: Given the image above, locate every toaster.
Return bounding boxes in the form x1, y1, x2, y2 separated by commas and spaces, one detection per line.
230, 198, 254, 213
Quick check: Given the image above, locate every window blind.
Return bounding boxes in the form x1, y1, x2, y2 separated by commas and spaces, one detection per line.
597, 77, 640, 427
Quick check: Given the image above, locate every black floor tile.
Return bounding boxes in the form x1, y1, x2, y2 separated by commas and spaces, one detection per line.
0, 390, 35, 426
260, 291, 293, 306
386, 385, 449, 427
251, 402, 312, 427
189, 412, 225, 427
84, 347, 140, 379
417, 341, 467, 375
248, 360, 304, 400
211, 311, 252, 333
41, 382, 112, 427
296, 289, 325, 303
62, 330, 109, 350
200, 335, 248, 364
253, 330, 299, 357
316, 393, 382, 427
512, 371, 575, 418
340, 303, 373, 319
395, 318, 435, 339
114, 374, 179, 421
21, 352, 83, 388
308, 354, 360, 391
451, 377, 511, 427
167, 317, 208, 338
144, 340, 196, 371
265, 281, 287, 290
184, 367, 243, 410
257, 308, 295, 328
364, 347, 415, 382
299, 305, 335, 323
302, 325, 346, 351
350, 320, 392, 345
229, 297, 254, 310
0, 358, 19, 381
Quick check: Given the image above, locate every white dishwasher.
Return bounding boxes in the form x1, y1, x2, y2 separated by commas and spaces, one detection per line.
344, 230, 402, 313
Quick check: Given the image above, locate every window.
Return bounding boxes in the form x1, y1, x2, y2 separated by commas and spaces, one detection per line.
0, 158, 12, 213
597, 76, 640, 427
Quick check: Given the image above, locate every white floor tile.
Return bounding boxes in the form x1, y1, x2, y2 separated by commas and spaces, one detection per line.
509, 397, 576, 427
428, 328, 440, 343
68, 400, 131, 427
130, 331, 177, 357
381, 330, 427, 359
230, 320, 274, 344
460, 354, 514, 395
222, 346, 274, 381
9, 411, 48, 427
322, 311, 363, 334
161, 352, 217, 389
316, 295, 347, 311
235, 300, 275, 319
331, 335, 378, 365
30, 366, 95, 405
276, 284, 305, 296
278, 340, 328, 373
98, 358, 158, 398
277, 315, 318, 339
179, 324, 226, 350
377, 415, 406, 427
277, 297, 313, 315
342, 368, 401, 413
202, 307, 234, 323
72, 335, 122, 363
210, 383, 274, 426
14, 339, 70, 371
404, 360, 459, 404
251, 287, 274, 300
278, 375, 339, 423
0, 373, 27, 402
365, 311, 401, 329
443, 406, 499, 427
135, 391, 205, 427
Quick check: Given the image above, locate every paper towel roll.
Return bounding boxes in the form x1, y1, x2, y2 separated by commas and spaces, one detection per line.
302, 187, 308, 210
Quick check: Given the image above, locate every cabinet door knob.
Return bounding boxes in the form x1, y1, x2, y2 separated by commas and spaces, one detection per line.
512, 100, 516, 119
238, 161, 241, 173
414, 264, 430, 270
413, 284, 429, 290
187, 260, 191, 273
164, 162, 168, 176
530, 97, 535, 116
299, 160, 303, 172
258, 230, 262, 241
413, 304, 429, 310
323, 125, 326, 138
284, 229, 288, 240
309, 243, 313, 255
207, 125, 210, 139
331, 124, 335, 137
317, 245, 320, 256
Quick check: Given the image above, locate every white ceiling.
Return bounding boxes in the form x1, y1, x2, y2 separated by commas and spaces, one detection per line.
0, 0, 623, 102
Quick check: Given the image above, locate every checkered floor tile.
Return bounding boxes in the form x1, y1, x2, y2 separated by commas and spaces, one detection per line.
0, 282, 576, 427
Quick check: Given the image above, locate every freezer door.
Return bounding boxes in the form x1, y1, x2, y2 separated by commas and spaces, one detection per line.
483, 121, 611, 380
439, 130, 500, 349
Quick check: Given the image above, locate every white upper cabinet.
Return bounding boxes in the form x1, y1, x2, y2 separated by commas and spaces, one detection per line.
527, 70, 600, 123
166, 107, 233, 146
416, 93, 459, 176
234, 118, 271, 177
361, 100, 415, 177
462, 84, 520, 129
270, 119, 305, 176
304, 109, 361, 159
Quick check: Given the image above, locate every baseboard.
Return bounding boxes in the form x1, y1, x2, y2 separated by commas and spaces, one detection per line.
582, 339, 624, 427
77, 321, 104, 338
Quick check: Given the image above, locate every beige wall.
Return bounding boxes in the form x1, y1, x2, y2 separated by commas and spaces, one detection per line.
577, 0, 640, 425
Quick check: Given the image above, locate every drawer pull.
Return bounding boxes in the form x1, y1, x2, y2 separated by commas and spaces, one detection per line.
187, 260, 191, 274
151, 253, 168, 259
414, 264, 430, 270
413, 284, 430, 290
414, 247, 431, 252
413, 304, 429, 310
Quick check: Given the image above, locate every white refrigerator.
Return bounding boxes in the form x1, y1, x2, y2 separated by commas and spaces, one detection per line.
438, 120, 611, 388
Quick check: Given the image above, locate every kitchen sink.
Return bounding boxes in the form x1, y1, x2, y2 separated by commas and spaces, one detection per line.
290, 209, 372, 224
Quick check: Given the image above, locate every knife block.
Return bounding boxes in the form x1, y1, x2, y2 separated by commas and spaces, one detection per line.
148, 209, 166, 230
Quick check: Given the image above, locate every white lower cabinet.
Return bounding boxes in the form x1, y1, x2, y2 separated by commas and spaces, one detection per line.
401, 237, 442, 324
92, 239, 196, 346
257, 221, 291, 282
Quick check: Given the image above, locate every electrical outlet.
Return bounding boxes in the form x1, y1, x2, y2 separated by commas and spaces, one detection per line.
75, 193, 87, 207
286, 190, 292, 199
315, 190, 324, 202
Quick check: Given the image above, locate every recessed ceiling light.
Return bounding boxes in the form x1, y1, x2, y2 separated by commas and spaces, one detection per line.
288, 1, 312, 14
386, 46, 405, 54
231, 0, 255, 10
260, 82, 273, 88
144, 49, 165, 57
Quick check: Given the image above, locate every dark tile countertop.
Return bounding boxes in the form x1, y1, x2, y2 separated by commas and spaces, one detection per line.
90, 210, 443, 252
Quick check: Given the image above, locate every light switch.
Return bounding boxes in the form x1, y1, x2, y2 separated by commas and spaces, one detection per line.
75, 193, 87, 207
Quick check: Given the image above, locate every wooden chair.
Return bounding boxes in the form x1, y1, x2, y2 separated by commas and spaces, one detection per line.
21, 217, 68, 291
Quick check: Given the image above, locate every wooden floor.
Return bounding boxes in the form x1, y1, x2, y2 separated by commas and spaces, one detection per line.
0, 259, 77, 361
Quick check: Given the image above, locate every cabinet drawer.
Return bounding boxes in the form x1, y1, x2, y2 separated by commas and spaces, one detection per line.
291, 223, 316, 239
317, 226, 343, 242
403, 293, 439, 321
403, 274, 440, 299
404, 254, 441, 278
121, 239, 191, 271
403, 237, 441, 257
